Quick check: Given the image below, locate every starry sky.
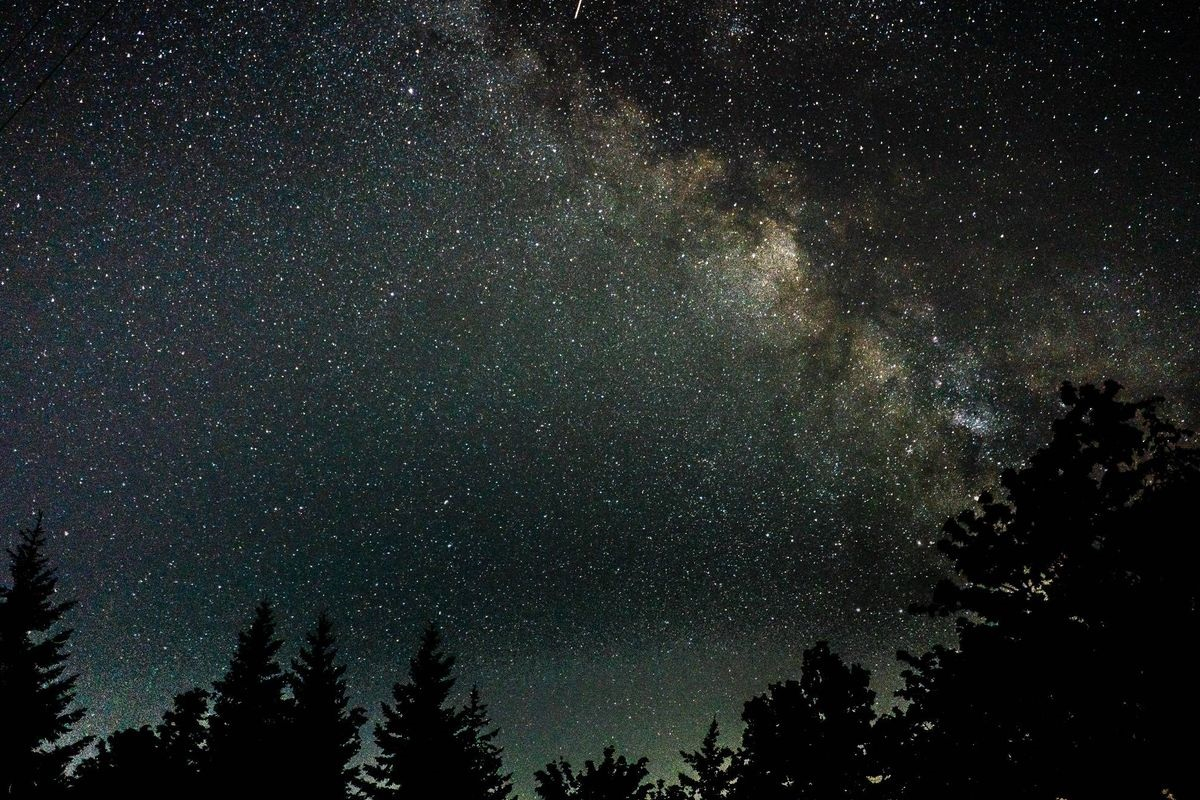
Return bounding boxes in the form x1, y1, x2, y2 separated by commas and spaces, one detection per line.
0, 0, 1196, 792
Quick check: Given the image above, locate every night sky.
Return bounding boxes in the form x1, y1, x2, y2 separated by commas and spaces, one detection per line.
1, 0, 1196, 792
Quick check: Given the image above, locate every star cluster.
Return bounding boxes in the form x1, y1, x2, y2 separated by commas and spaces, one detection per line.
0, 0, 1196, 792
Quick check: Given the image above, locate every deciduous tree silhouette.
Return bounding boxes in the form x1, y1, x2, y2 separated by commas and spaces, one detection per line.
888, 381, 1199, 799
70, 688, 208, 799
71, 726, 161, 797
732, 642, 875, 800
0, 513, 88, 798
651, 780, 689, 800
156, 688, 209, 789
207, 600, 293, 795
534, 745, 655, 800
70, 724, 158, 796
289, 612, 367, 799
361, 624, 512, 800
677, 719, 732, 800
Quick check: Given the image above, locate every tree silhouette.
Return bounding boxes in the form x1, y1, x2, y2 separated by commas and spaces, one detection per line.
534, 745, 655, 800
651, 780, 689, 800
457, 685, 514, 800
888, 381, 1199, 799
732, 642, 875, 800
71, 688, 208, 799
71, 726, 160, 796
207, 600, 293, 795
535, 759, 579, 800
156, 688, 209, 795
289, 612, 367, 799
361, 624, 511, 799
4, 379, 1197, 798
677, 719, 732, 800
360, 624, 459, 798
0, 513, 89, 798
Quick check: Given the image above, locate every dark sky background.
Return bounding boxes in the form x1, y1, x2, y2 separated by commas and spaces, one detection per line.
0, 0, 1196, 792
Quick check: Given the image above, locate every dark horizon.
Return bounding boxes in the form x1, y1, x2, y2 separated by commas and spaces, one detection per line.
5, 379, 1195, 799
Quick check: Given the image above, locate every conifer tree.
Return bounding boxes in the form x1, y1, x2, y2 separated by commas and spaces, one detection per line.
0, 513, 89, 798
289, 612, 366, 799
457, 686, 514, 800
361, 624, 460, 798
677, 719, 732, 800
361, 624, 512, 800
208, 600, 292, 794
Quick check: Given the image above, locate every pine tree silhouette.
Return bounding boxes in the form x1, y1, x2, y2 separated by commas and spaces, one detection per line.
0, 513, 89, 798
289, 612, 366, 799
361, 624, 511, 799
457, 685, 514, 800
208, 600, 293, 795
534, 745, 654, 800
677, 719, 732, 800
732, 642, 875, 800
360, 624, 458, 798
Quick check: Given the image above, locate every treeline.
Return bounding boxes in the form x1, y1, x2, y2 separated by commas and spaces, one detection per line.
1, 381, 1196, 799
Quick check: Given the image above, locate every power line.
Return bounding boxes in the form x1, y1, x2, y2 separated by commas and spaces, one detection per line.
0, 0, 121, 137
0, 0, 56, 74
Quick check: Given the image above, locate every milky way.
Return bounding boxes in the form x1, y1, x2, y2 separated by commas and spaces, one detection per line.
1, 0, 1196, 791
